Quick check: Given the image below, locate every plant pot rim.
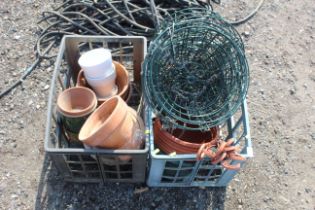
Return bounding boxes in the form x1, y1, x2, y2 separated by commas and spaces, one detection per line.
57, 86, 97, 118
84, 63, 116, 81
78, 48, 111, 66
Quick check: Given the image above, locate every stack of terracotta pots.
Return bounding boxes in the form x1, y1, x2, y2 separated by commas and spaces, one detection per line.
152, 118, 246, 170
153, 118, 219, 154
57, 48, 144, 154
152, 109, 245, 171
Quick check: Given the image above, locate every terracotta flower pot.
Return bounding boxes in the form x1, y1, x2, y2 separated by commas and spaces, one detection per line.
83, 106, 144, 161
57, 87, 97, 142
77, 61, 130, 105
154, 118, 219, 154
79, 96, 142, 149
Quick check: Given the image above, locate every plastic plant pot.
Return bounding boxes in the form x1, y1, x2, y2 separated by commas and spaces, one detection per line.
153, 118, 219, 154
78, 48, 115, 79
84, 65, 117, 98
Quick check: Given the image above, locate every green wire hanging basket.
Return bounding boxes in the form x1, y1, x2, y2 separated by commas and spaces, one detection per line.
159, 8, 244, 50
143, 9, 249, 131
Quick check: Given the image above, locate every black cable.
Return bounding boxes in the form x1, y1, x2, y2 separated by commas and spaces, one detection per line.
1, 0, 264, 99
227, 0, 265, 26
1, 0, 210, 100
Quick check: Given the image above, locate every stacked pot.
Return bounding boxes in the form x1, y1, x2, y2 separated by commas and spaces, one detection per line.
77, 49, 131, 104
153, 119, 219, 154
57, 48, 144, 156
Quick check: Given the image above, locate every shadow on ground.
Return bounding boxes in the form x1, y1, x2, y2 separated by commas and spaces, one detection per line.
35, 155, 226, 210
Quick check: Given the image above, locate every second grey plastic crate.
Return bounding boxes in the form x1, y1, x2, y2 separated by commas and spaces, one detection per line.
146, 100, 253, 187
44, 35, 148, 183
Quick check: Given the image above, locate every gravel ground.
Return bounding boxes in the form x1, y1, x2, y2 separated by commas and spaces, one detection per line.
0, 0, 315, 209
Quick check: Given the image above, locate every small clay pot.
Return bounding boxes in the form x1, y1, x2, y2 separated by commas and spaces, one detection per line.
79, 96, 142, 149
77, 61, 130, 105
57, 87, 97, 142
154, 118, 219, 154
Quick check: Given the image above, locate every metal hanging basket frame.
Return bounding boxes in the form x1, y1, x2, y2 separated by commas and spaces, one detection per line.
143, 11, 249, 131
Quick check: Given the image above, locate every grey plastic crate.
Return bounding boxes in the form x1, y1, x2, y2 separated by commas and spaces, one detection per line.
146, 100, 253, 187
44, 35, 148, 183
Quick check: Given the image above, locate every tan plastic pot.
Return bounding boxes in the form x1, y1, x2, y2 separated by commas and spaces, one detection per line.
78, 48, 115, 79
57, 87, 97, 141
79, 96, 141, 149
154, 118, 219, 154
77, 61, 130, 105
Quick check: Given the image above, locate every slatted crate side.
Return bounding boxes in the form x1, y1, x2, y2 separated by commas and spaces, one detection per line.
146, 100, 252, 187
